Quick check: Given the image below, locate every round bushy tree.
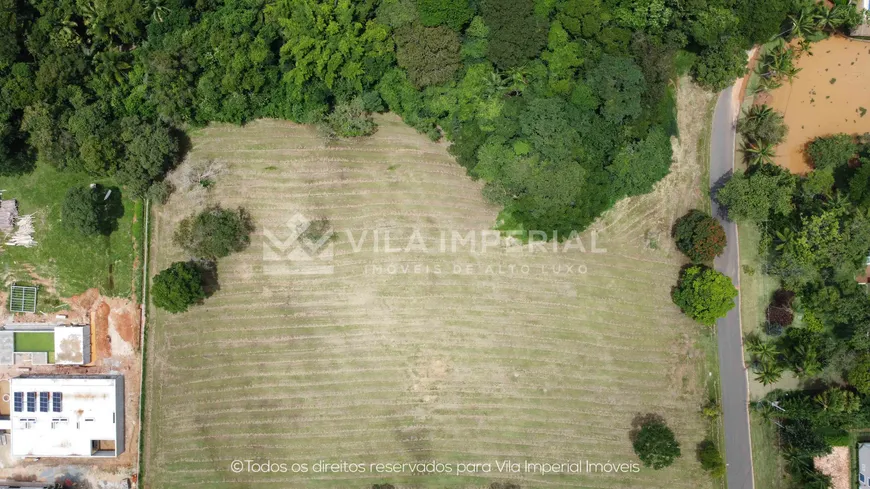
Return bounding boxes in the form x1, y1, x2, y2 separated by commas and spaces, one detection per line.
151, 261, 206, 313
174, 206, 253, 260
61, 184, 121, 236
633, 419, 681, 470
671, 265, 738, 326
697, 440, 725, 477
673, 209, 726, 263
807, 134, 857, 170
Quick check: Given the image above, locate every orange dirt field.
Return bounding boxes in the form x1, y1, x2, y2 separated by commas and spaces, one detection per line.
768, 36, 870, 174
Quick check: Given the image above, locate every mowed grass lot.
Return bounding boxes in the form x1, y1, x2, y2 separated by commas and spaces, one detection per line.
144, 106, 714, 488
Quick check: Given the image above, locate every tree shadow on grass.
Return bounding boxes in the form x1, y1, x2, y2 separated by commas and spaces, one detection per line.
629, 412, 666, 443
194, 260, 220, 298
97, 184, 125, 236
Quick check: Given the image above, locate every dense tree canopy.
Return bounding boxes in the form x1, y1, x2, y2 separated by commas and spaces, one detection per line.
0, 0, 813, 235
717, 164, 796, 222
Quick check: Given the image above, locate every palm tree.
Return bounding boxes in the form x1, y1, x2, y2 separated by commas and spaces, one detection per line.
752, 400, 776, 421
754, 341, 779, 364
745, 142, 776, 165
754, 75, 783, 93
789, 6, 821, 39
93, 49, 131, 84
150, 0, 171, 23
755, 361, 784, 385
815, 4, 846, 32
483, 71, 506, 97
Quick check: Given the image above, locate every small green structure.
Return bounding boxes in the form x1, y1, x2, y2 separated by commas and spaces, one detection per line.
8, 284, 38, 313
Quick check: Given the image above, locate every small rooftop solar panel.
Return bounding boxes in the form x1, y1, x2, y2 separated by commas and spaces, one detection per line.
52, 392, 62, 413
26, 392, 35, 412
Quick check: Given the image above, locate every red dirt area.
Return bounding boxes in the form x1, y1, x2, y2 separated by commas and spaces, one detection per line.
107, 297, 139, 350
94, 301, 112, 358
768, 36, 870, 174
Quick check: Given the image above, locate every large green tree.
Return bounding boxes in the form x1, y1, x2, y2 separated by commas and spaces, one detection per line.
717, 164, 796, 223
671, 266, 738, 326
174, 206, 254, 260
807, 134, 857, 170
151, 261, 206, 313
633, 419, 681, 470
417, 0, 473, 31
61, 184, 122, 236
673, 210, 727, 263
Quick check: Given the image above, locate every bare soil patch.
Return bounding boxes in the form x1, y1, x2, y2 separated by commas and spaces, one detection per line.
814, 446, 849, 489
768, 36, 870, 173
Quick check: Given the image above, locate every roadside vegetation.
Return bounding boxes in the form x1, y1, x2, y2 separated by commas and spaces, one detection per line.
719, 126, 870, 488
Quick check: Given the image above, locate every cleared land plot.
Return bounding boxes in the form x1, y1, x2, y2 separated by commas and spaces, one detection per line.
144, 94, 714, 488
0, 165, 141, 298
768, 36, 870, 174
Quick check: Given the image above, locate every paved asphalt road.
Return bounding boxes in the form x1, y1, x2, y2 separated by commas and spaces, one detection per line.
710, 87, 755, 489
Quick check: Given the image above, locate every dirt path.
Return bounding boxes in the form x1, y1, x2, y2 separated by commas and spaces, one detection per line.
769, 36, 870, 173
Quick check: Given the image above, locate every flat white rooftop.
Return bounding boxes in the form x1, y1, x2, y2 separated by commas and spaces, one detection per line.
53, 326, 90, 365
9, 376, 123, 458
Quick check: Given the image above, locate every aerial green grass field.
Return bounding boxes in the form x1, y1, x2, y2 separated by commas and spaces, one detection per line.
143, 83, 718, 489
0, 165, 140, 298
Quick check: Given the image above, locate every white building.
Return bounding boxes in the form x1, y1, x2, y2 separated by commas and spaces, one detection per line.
53, 325, 90, 365
8, 376, 124, 458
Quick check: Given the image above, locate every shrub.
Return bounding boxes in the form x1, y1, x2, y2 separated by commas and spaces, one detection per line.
807, 134, 857, 170
632, 419, 681, 470
848, 354, 870, 395
151, 261, 206, 313
323, 97, 377, 137
671, 266, 738, 326
174, 206, 254, 260
673, 209, 727, 262
146, 180, 172, 204
61, 184, 123, 236
766, 304, 794, 326
697, 440, 726, 477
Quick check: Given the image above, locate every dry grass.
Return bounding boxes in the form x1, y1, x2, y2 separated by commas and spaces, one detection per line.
143, 82, 715, 489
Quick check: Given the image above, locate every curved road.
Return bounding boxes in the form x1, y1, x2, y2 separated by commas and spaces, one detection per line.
710, 87, 755, 489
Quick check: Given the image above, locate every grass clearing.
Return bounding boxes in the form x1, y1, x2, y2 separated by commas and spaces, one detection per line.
751, 412, 790, 489
13, 332, 54, 353
0, 164, 140, 298
143, 81, 717, 489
